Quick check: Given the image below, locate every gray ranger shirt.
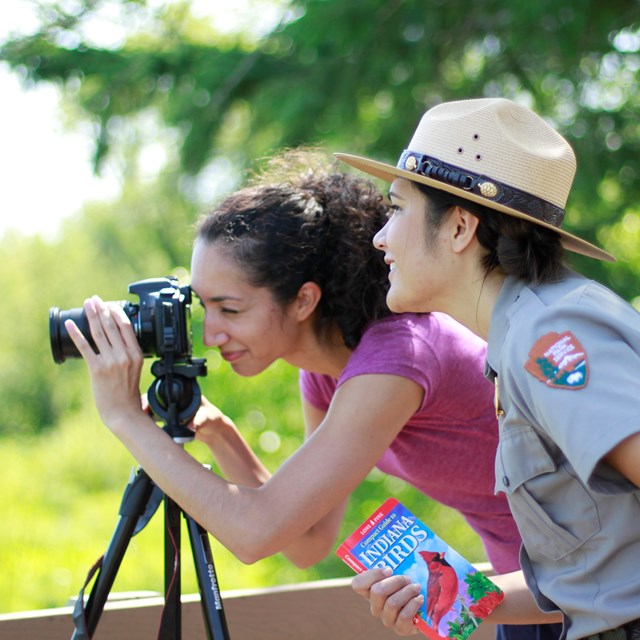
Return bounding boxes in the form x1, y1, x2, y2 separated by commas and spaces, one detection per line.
486, 270, 640, 640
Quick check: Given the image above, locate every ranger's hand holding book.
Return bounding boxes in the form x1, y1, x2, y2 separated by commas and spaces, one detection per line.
337, 499, 504, 640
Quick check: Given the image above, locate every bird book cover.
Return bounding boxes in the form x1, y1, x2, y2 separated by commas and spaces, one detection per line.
336, 498, 504, 640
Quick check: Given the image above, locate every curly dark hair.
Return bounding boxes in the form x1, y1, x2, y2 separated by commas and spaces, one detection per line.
413, 182, 566, 284
196, 151, 391, 348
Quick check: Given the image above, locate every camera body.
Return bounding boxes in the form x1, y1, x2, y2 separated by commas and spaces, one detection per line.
49, 277, 193, 364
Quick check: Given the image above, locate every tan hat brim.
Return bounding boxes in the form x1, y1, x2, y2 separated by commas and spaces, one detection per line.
336, 152, 615, 263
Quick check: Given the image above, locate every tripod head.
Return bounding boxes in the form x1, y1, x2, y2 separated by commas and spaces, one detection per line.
147, 356, 208, 443
49, 275, 208, 443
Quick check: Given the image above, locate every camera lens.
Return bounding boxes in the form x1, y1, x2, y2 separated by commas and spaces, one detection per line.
49, 278, 192, 365
49, 307, 95, 364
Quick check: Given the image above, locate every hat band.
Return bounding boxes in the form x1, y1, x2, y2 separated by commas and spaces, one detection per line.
397, 150, 565, 228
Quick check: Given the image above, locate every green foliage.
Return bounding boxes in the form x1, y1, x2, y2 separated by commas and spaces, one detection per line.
2, 0, 638, 614
0, 170, 197, 438
2, 0, 639, 296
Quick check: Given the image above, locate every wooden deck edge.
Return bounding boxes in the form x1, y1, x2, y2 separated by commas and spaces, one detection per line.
0, 568, 497, 640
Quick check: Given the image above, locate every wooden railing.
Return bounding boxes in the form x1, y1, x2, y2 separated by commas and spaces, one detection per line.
0, 577, 496, 640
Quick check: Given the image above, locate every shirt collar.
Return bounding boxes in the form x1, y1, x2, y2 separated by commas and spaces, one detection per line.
486, 275, 528, 376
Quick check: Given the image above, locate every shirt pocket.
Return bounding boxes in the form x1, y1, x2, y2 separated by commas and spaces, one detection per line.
495, 424, 600, 561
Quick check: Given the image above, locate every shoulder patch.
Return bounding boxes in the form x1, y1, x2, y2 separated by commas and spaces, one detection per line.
524, 331, 589, 390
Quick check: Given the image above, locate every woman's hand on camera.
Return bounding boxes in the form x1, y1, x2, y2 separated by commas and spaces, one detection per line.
65, 295, 145, 433
352, 568, 423, 636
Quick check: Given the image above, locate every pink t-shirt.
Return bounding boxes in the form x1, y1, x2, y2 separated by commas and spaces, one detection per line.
300, 312, 521, 573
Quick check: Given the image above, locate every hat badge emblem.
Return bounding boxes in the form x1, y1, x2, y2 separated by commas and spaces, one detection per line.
404, 156, 418, 171
479, 181, 499, 198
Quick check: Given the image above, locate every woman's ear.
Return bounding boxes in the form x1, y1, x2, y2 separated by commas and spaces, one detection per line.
449, 206, 480, 254
294, 282, 322, 321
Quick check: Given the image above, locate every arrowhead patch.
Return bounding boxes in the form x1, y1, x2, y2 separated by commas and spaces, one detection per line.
525, 331, 589, 390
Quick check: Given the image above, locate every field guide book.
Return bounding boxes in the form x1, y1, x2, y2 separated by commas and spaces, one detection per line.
336, 498, 504, 640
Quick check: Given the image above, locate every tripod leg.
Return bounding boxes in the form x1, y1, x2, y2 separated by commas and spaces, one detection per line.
157, 495, 182, 639
71, 467, 156, 639
185, 513, 231, 640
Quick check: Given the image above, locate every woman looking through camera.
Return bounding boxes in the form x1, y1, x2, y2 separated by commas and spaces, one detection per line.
64, 150, 560, 640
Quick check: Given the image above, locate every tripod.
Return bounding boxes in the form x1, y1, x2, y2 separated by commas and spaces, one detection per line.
71, 356, 231, 640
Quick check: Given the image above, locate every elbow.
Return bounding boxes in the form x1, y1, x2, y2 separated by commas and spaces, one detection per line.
233, 548, 265, 566
222, 531, 284, 566
290, 554, 324, 570
234, 536, 331, 568
222, 531, 330, 568
229, 547, 328, 569
286, 538, 334, 569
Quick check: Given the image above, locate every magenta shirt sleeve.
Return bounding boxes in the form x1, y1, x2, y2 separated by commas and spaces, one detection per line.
337, 314, 446, 414
299, 314, 439, 413
299, 369, 337, 412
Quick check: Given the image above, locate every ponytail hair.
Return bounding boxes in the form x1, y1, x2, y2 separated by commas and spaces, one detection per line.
196, 151, 391, 348
413, 182, 566, 284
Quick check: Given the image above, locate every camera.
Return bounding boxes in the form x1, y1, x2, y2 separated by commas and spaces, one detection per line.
49, 277, 193, 364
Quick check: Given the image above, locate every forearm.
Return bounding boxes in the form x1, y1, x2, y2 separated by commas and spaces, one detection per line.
108, 410, 285, 563
196, 412, 345, 566
200, 422, 349, 565
352, 568, 563, 637
199, 414, 271, 488
108, 408, 356, 565
487, 571, 563, 624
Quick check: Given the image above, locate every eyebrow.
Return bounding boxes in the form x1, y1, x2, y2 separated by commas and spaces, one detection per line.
388, 189, 406, 201
191, 289, 242, 304
208, 295, 242, 303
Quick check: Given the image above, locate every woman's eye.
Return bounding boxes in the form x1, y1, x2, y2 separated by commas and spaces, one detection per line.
386, 205, 400, 219
221, 308, 239, 314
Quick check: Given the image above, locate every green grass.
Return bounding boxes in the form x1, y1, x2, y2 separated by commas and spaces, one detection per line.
0, 361, 484, 614
1, 409, 308, 613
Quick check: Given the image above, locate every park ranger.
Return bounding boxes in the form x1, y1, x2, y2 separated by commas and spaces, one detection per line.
339, 97, 640, 640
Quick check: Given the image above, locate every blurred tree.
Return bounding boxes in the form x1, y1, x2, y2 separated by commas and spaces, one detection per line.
0, 169, 196, 436
1, 0, 639, 427
9, 1, 638, 600
1, 0, 639, 293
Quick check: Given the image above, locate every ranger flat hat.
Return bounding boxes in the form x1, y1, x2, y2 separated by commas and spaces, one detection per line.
336, 97, 614, 262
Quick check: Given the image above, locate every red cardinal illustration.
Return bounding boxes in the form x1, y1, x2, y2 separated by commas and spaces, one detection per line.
420, 551, 459, 628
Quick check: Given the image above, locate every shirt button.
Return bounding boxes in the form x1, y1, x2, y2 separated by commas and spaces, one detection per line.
503, 476, 510, 487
